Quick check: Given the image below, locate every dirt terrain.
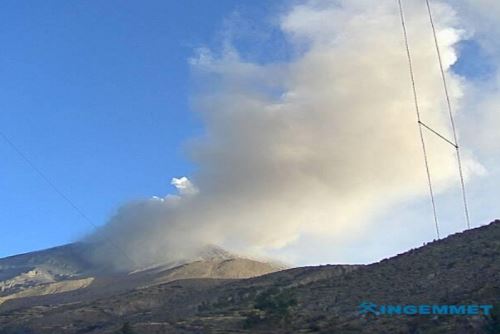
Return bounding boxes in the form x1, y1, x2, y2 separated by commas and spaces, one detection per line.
0, 220, 499, 333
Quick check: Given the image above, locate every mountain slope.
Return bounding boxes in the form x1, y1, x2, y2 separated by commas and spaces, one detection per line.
0, 243, 283, 312
199, 219, 500, 333
0, 220, 499, 333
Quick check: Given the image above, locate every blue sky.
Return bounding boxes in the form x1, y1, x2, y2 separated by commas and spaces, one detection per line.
0, 0, 497, 263
0, 0, 283, 257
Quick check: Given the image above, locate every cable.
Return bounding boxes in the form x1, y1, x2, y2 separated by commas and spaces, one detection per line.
397, 0, 440, 239
425, 0, 471, 230
418, 120, 457, 148
0, 131, 137, 268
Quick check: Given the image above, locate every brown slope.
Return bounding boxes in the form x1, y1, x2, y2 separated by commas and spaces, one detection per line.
0, 220, 498, 333
0, 242, 284, 312
197, 219, 500, 333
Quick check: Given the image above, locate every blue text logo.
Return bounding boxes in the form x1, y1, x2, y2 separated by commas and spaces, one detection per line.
358, 302, 493, 316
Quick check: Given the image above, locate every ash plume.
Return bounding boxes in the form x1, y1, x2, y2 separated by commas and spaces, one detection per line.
85, 0, 486, 270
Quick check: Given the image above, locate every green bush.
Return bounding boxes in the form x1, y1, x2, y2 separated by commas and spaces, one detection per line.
255, 287, 297, 319
242, 287, 298, 329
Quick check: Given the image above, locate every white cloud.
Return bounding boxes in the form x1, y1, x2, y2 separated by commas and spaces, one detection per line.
171, 177, 198, 196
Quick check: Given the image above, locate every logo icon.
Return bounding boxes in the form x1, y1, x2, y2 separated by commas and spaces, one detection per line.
358, 302, 379, 315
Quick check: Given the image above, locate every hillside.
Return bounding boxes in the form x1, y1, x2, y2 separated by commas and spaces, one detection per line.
0, 220, 499, 333
0, 244, 283, 316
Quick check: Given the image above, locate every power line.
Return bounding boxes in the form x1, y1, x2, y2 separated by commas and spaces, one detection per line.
425, 0, 471, 230
397, 0, 440, 239
418, 120, 457, 149
0, 131, 137, 268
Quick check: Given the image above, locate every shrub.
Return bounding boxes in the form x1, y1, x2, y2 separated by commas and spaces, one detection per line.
254, 287, 297, 320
